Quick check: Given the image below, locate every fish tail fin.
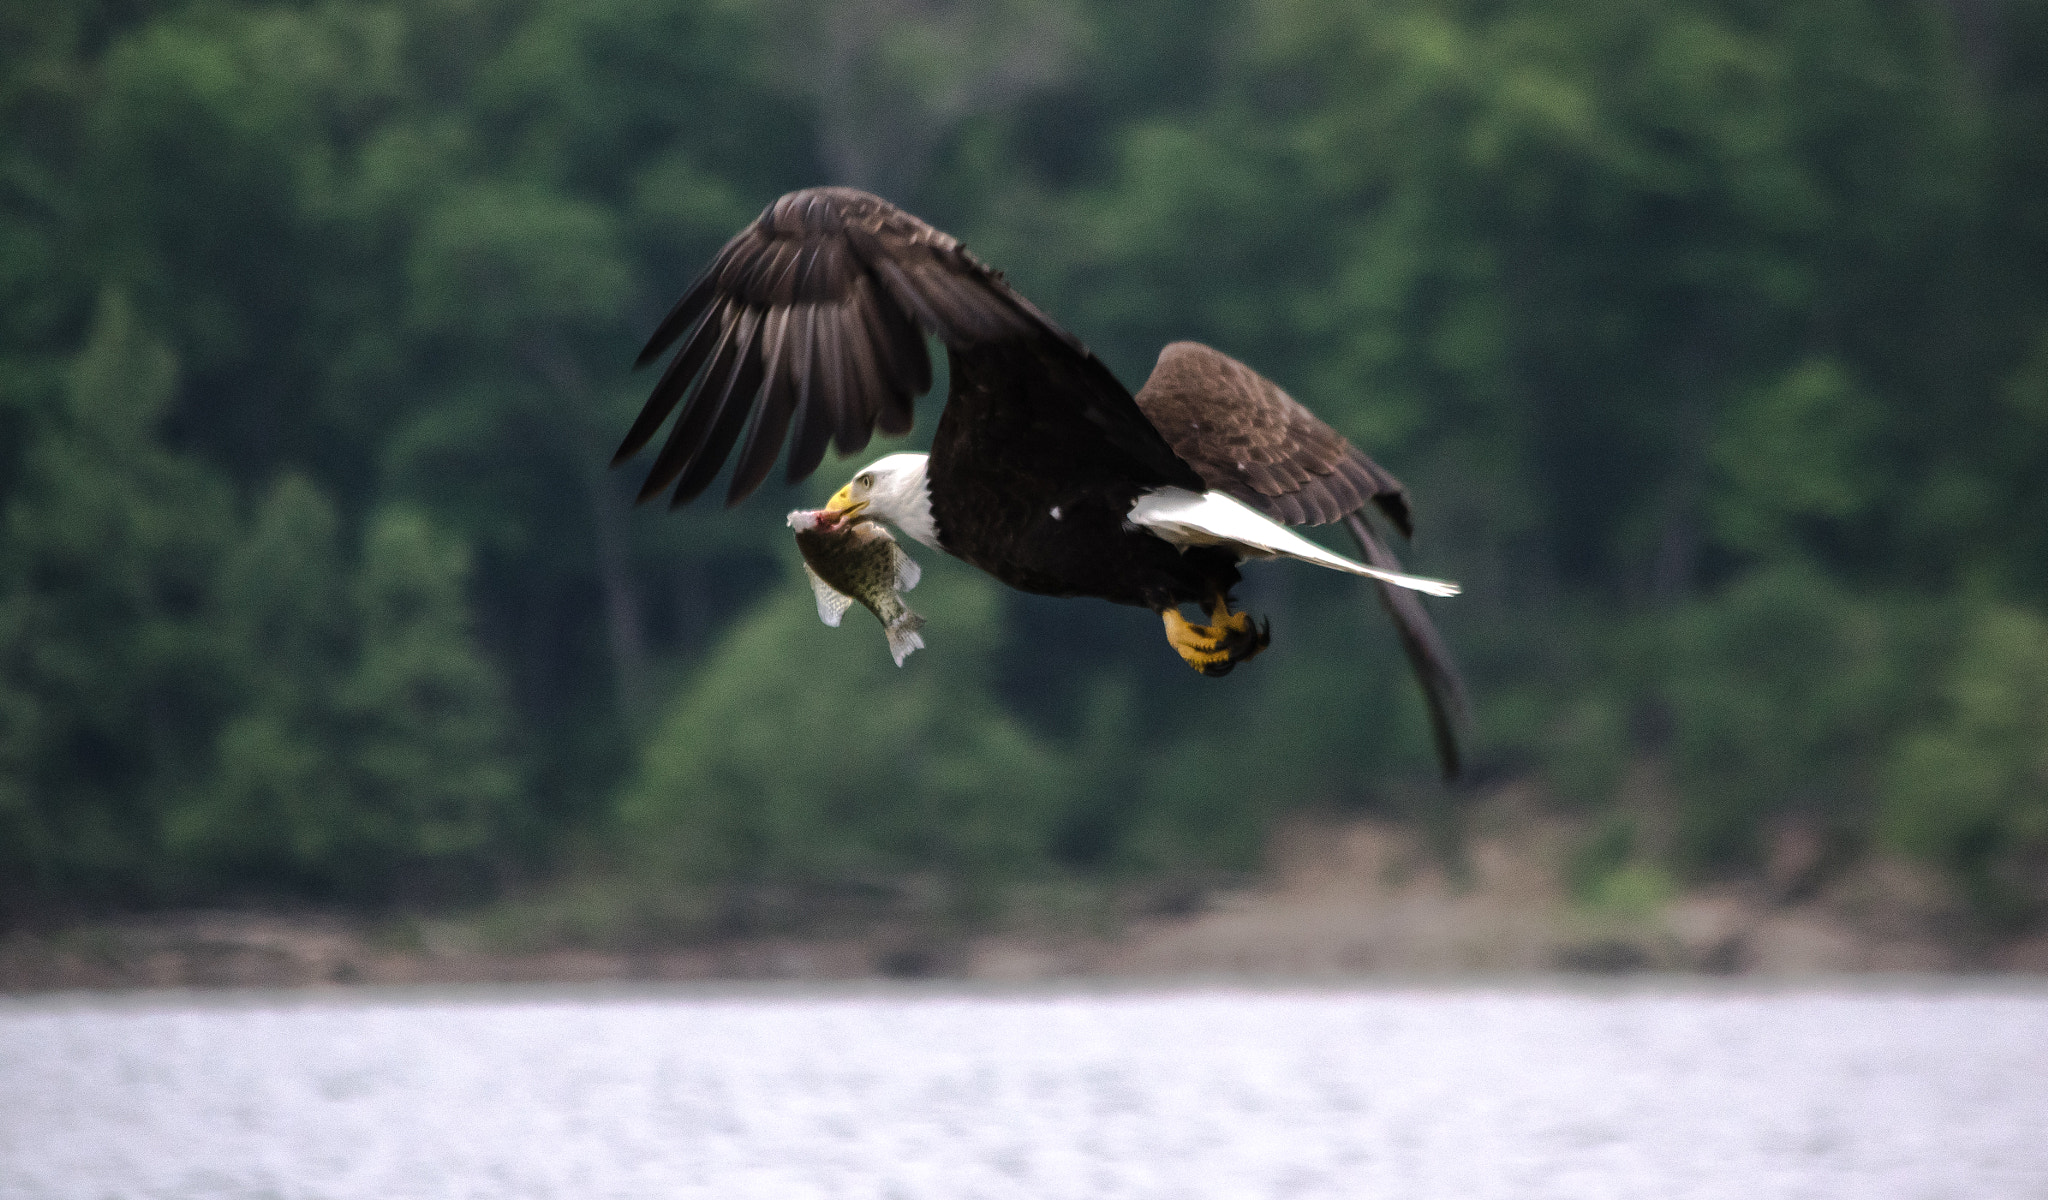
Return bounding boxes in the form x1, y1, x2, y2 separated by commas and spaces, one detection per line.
885, 609, 926, 667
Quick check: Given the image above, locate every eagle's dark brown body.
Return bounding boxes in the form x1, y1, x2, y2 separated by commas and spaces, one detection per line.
616, 186, 1468, 776
929, 339, 1242, 611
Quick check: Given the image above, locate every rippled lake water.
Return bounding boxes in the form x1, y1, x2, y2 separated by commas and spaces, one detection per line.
3, 982, 2044, 1200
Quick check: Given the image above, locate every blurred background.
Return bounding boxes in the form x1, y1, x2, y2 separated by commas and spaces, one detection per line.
3, 0, 2046, 971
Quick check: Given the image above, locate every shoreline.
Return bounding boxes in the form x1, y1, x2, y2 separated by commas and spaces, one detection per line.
10, 972, 2048, 1012
8, 802, 2045, 995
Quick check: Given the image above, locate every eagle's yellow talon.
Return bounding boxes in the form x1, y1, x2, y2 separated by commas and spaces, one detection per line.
1162, 600, 1270, 677
1162, 608, 1222, 655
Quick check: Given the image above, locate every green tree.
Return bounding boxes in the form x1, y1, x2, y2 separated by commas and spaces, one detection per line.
0, 291, 238, 906
1885, 604, 2048, 926
1656, 566, 1904, 869
176, 488, 523, 902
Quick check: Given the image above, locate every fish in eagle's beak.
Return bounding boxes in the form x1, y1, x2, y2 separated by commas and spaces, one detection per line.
823, 484, 868, 527
787, 507, 926, 666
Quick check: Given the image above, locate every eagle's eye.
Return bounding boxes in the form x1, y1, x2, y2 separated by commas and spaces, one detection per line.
856, 473, 874, 489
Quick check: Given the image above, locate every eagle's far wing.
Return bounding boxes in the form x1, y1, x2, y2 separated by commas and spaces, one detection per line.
1132, 341, 1413, 534
1134, 340, 1466, 779
1344, 511, 1471, 782
619, 187, 1193, 507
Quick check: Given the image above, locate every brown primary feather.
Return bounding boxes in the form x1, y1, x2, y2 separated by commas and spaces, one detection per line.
620, 188, 1014, 504
1133, 341, 1414, 536
621, 186, 1198, 507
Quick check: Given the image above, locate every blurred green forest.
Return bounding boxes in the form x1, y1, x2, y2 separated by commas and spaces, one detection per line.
4, 0, 2046, 932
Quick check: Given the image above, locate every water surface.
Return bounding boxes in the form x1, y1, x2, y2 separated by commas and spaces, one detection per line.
4, 982, 2043, 1199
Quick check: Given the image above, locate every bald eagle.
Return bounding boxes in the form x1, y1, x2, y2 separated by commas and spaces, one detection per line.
617, 188, 1469, 777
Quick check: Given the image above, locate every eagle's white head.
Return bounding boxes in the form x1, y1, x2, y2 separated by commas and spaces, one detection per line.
823, 452, 938, 548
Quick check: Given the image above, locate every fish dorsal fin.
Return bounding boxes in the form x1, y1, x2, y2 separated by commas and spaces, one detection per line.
891, 543, 921, 592
802, 562, 855, 627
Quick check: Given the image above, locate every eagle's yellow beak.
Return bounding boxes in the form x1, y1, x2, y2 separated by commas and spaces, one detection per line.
824, 484, 868, 525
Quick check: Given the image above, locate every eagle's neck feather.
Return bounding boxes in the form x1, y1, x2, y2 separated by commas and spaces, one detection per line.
874, 453, 939, 549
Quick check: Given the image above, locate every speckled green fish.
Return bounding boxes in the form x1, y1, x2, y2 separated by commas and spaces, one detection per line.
787, 508, 926, 666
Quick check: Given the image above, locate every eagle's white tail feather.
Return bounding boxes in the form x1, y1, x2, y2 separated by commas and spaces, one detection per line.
1128, 488, 1461, 598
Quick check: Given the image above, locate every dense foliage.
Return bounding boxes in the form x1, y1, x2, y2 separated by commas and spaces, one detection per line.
3, 0, 2045, 927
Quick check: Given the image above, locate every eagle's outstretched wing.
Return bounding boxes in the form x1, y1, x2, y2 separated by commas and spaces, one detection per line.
1133, 341, 1413, 534
620, 187, 1195, 506
1134, 341, 1467, 779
